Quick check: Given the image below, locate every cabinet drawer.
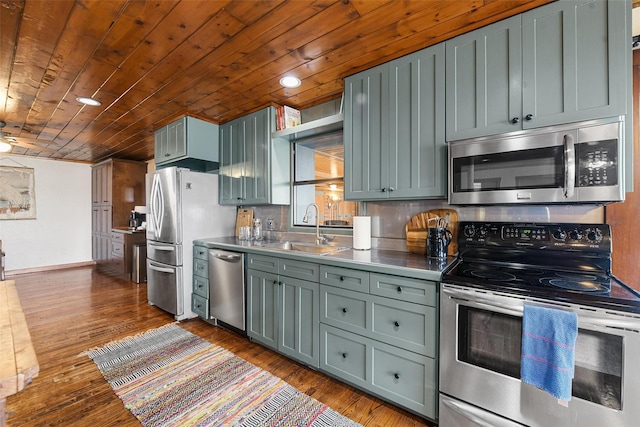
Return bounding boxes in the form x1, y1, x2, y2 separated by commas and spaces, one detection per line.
279, 259, 319, 282
370, 273, 437, 307
247, 254, 279, 274
111, 241, 124, 258
371, 295, 437, 357
111, 232, 124, 243
370, 339, 436, 419
193, 258, 208, 279
320, 324, 368, 388
193, 246, 208, 261
320, 285, 367, 334
320, 266, 369, 293
193, 276, 209, 298
192, 293, 209, 319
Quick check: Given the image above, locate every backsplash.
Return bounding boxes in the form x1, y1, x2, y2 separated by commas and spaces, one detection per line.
247, 201, 604, 252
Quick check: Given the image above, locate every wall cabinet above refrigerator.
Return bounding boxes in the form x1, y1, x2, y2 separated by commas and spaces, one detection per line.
154, 116, 219, 172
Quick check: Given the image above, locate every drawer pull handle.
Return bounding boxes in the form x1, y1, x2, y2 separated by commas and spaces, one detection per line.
342, 352, 348, 359
394, 373, 400, 380
396, 286, 402, 293
394, 321, 400, 328
340, 276, 345, 281
342, 308, 348, 314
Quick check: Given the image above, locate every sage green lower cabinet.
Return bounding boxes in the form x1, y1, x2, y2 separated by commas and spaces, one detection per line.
319, 266, 439, 420
246, 254, 320, 368
246, 254, 438, 420
191, 245, 210, 319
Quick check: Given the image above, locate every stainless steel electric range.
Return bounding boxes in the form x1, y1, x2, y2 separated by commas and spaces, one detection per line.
439, 221, 640, 427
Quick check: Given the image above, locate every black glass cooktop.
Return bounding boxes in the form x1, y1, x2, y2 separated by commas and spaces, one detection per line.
443, 221, 640, 313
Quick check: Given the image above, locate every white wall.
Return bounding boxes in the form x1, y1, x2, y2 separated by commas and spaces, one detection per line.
0, 155, 92, 272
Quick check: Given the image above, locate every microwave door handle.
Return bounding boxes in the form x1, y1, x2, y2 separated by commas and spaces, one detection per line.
441, 396, 495, 427
564, 134, 576, 198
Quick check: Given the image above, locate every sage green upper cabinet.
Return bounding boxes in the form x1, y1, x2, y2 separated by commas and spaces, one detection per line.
154, 116, 219, 170
345, 44, 446, 201
219, 107, 290, 205
446, 0, 630, 141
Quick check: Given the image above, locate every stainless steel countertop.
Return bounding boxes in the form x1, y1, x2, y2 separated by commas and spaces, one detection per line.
194, 237, 454, 282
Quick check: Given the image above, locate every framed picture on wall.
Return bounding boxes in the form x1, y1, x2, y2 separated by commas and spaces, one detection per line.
0, 165, 36, 220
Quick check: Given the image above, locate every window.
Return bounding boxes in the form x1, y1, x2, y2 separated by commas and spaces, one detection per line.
292, 132, 359, 228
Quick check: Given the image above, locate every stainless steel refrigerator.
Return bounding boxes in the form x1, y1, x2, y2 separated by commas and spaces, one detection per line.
146, 166, 235, 320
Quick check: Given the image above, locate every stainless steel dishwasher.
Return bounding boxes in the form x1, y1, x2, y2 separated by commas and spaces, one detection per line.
208, 249, 245, 332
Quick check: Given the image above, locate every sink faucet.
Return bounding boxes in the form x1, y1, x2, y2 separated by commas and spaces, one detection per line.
302, 203, 325, 245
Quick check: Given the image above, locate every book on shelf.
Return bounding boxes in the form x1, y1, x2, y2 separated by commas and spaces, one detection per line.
276, 105, 301, 130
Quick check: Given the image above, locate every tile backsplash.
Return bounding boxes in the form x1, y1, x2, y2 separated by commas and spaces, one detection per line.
246, 201, 604, 252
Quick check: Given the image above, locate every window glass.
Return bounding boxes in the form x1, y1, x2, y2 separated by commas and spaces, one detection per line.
293, 132, 359, 228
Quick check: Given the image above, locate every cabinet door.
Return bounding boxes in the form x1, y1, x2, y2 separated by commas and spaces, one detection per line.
389, 45, 447, 198
344, 63, 389, 200
166, 119, 187, 161
246, 269, 278, 350
445, 15, 522, 141
243, 109, 270, 204
521, 0, 629, 128
279, 276, 319, 367
154, 126, 169, 163
219, 119, 245, 204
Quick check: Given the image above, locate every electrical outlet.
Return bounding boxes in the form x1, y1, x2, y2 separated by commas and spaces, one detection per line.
266, 218, 275, 230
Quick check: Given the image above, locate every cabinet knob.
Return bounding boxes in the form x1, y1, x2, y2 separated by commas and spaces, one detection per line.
340, 276, 345, 282
511, 117, 519, 124
394, 321, 400, 327
382, 187, 387, 192
273, 280, 278, 285
396, 286, 402, 293
342, 352, 348, 359
388, 187, 395, 192
342, 307, 348, 314
394, 373, 400, 380
164, 153, 170, 157
525, 114, 533, 121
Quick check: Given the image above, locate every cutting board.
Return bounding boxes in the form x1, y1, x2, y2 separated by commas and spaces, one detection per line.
405, 208, 459, 255
235, 208, 254, 237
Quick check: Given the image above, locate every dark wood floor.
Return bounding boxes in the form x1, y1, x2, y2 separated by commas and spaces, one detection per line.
5, 265, 435, 426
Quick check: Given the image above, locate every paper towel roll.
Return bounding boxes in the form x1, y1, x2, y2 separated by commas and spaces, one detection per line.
353, 216, 371, 250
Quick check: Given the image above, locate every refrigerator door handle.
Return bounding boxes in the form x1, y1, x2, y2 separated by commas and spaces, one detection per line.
148, 263, 175, 274
150, 173, 164, 240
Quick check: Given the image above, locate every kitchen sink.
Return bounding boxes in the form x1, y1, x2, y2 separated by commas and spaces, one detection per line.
262, 241, 349, 254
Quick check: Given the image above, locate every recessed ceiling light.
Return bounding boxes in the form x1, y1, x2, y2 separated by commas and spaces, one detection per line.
76, 96, 101, 106
279, 76, 301, 88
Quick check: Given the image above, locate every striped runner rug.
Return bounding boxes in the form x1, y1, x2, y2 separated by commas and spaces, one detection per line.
87, 323, 362, 427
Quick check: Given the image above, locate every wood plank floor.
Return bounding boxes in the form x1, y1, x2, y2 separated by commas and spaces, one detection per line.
5, 266, 435, 427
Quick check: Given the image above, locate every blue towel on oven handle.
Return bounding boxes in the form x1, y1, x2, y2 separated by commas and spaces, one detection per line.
521, 304, 578, 401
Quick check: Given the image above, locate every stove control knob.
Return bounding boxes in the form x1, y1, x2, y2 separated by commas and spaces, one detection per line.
463, 225, 476, 238
569, 229, 583, 241
587, 228, 603, 243
553, 229, 567, 240
478, 227, 488, 238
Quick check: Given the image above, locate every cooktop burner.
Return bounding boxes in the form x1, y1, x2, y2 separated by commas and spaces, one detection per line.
443, 221, 640, 312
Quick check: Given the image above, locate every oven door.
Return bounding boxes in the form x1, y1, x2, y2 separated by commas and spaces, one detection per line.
440, 283, 640, 427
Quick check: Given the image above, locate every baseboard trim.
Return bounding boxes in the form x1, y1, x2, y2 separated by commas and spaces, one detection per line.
6, 261, 97, 277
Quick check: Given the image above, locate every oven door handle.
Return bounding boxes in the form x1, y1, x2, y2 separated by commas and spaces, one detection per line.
443, 286, 640, 332
441, 396, 495, 427
443, 286, 523, 317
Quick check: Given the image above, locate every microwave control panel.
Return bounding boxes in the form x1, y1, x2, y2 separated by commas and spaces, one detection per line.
576, 139, 618, 187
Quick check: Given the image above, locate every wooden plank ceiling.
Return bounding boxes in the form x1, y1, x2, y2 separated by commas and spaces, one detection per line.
0, 0, 555, 163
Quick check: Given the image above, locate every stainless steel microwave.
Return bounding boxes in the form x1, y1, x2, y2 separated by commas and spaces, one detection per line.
448, 117, 625, 205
